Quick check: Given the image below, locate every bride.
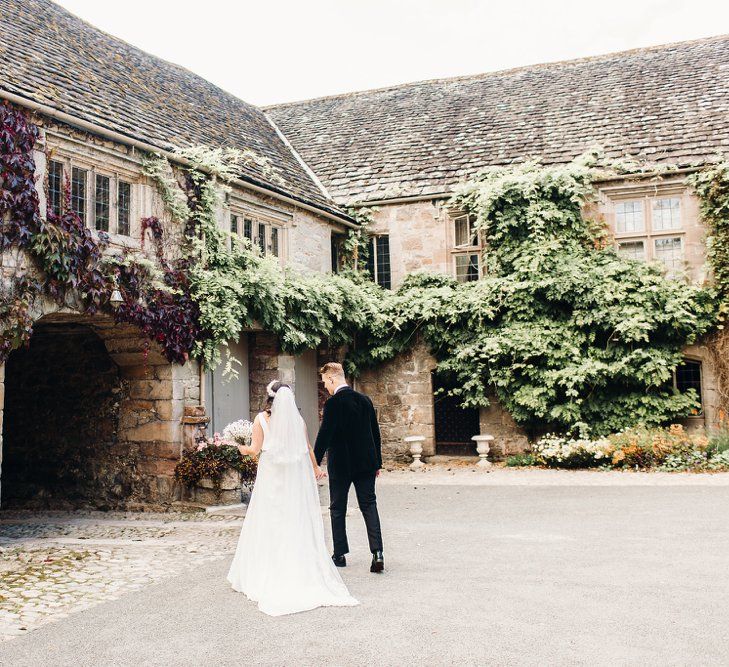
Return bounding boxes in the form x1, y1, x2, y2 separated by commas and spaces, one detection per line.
226, 380, 359, 616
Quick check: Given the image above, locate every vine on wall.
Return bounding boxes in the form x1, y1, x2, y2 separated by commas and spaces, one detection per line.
687, 164, 729, 304
2, 100, 727, 437
0, 102, 199, 365
349, 158, 720, 436
687, 164, 729, 414
0, 101, 111, 360
141, 150, 384, 373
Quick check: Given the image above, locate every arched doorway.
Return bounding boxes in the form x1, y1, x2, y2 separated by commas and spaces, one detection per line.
1, 319, 130, 508
0, 310, 190, 509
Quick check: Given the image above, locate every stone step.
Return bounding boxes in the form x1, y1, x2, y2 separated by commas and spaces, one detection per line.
423, 455, 479, 465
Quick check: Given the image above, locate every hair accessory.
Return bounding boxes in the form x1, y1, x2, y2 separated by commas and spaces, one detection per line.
266, 380, 277, 398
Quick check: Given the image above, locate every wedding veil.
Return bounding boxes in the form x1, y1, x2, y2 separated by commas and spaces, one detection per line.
261, 386, 309, 464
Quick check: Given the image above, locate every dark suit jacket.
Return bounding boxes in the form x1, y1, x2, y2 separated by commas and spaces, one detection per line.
314, 386, 382, 479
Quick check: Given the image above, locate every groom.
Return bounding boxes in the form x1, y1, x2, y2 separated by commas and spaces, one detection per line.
314, 362, 384, 573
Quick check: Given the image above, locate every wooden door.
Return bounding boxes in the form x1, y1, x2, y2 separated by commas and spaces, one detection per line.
295, 349, 320, 440
206, 336, 250, 434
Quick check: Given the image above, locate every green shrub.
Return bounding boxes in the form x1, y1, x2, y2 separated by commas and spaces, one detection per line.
505, 453, 539, 467
706, 428, 729, 457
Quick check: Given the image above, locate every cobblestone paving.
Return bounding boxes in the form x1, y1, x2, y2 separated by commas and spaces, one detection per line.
0, 510, 241, 643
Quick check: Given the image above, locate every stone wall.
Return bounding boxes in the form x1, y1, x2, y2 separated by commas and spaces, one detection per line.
356, 342, 437, 460
0, 109, 347, 507
247, 332, 294, 419
367, 200, 450, 288
478, 400, 529, 458
0, 308, 201, 508
289, 208, 339, 274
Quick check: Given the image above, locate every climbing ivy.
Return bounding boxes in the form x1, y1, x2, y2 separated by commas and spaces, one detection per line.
0, 103, 199, 365
687, 164, 729, 304
142, 150, 384, 371
349, 158, 719, 436
339, 205, 376, 271
687, 163, 729, 413
2, 101, 726, 436
0, 102, 113, 360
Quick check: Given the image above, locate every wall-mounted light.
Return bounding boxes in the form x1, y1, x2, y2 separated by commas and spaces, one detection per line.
109, 274, 124, 308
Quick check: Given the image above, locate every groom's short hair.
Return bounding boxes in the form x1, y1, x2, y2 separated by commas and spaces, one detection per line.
319, 362, 345, 378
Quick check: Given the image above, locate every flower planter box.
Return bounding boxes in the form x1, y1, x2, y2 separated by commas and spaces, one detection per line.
189, 469, 243, 506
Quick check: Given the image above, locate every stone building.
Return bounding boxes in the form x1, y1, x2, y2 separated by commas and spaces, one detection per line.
1, 0, 728, 508
0, 0, 353, 507
266, 35, 729, 460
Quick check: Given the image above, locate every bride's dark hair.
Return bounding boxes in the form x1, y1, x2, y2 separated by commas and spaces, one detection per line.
265, 381, 291, 414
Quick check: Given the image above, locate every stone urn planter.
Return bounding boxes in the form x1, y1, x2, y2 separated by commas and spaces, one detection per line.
404, 435, 426, 470
472, 434, 495, 467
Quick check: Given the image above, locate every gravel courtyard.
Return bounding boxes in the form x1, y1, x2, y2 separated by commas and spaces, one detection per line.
1, 469, 728, 666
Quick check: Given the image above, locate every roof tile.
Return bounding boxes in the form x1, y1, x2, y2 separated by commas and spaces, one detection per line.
267, 36, 729, 203
0, 0, 343, 218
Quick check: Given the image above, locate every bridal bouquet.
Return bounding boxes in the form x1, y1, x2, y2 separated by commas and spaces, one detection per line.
222, 419, 254, 446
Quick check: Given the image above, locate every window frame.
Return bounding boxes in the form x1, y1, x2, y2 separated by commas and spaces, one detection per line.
453, 213, 480, 250
652, 196, 682, 232
454, 253, 481, 283
449, 210, 484, 282
228, 209, 286, 264
70, 165, 89, 225
366, 234, 392, 289
117, 180, 132, 237
47, 159, 65, 216
616, 239, 646, 262
609, 190, 687, 275
47, 152, 136, 238
674, 358, 703, 416
94, 172, 111, 232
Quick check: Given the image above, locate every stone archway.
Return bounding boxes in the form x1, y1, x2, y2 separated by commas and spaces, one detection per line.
0, 309, 195, 509
2, 319, 126, 507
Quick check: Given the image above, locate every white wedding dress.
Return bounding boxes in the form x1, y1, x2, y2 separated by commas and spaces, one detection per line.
226, 386, 359, 616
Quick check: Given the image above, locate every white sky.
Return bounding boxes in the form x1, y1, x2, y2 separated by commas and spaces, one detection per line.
54, 0, 729, 106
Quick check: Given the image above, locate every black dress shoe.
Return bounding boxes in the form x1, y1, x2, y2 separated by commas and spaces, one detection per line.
370, 551, 384, 573
332, 554, 346, 567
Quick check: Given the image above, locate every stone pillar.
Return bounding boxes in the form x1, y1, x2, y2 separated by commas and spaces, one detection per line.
478, 398, 529, 459
182, 405, 209, 453
248, 332, 295, 420
99, 321, 201, 504
248, 332, 279, 419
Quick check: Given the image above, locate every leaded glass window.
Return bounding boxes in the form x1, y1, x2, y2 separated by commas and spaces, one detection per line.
94, 174, 110, 232
118, 181, 131, 236
71, 167, 87, 223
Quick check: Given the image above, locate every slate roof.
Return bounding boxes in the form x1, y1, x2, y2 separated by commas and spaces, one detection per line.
0, 0, 346, 219
266, 36, 729, 203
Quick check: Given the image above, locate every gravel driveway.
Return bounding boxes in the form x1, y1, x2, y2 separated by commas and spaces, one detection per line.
1, 470, 728, 666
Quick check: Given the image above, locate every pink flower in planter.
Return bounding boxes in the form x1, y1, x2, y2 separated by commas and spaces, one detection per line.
196, 442, 208, 451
